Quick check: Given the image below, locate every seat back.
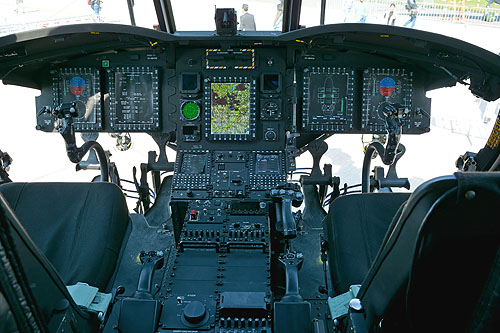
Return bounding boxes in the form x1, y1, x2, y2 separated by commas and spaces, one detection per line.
0, 193, 94, 331
326, 192, 410, 293
358, 173, 500, 331
0, 182, 129, 291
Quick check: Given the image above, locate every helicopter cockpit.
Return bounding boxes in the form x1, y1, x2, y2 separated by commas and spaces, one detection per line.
0, 1, 500, 332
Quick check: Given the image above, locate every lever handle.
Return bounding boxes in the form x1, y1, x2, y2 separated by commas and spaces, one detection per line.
281, 197, 296, 239
135, 251, 164, 299
279, 252, 304, 302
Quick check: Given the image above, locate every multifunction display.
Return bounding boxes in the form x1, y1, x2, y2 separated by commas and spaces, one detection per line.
52, 67, 102, 131
109, 66, 160, 131
181, 153, 207, 174
302, 67, 354, 132
211, 82, 250, 135
362, 68, 413, 133
204, 77, 256, 141
255, 154, 280, 174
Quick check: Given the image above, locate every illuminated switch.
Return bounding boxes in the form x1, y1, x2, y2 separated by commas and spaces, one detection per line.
190, 209, 197, 220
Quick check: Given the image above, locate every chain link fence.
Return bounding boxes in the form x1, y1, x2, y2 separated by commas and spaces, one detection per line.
336, 0, 500, 26
0, 15, 96, 36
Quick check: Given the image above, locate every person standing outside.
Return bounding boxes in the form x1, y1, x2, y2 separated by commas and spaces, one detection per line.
240, 4, 256, 31
273, 0, 283, 30
89, 0, 102, 22
354, 0, 368, 23
384, 3, 397, 25
403, 0, 418, 28
343, 0, 354, 22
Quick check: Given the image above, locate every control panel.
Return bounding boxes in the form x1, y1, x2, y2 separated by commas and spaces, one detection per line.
172, 150, 286, 198
49, 67, 102, 131
108, 66, 160, 131
35, 48, 432, 139
30, 32, 436, 333
361, 67, 430, 133
302, 66, 354, 132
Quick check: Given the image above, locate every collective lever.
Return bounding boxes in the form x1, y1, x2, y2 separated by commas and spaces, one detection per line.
134, 251, 164, 299
279, 251, 304, 302
271, 184, 303, 239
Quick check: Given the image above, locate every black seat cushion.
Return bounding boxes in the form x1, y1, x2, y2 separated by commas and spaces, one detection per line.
0, 182, 129, 291
358, 173, 500, 330
0, 193, 95, 330
326, 192, 410, 294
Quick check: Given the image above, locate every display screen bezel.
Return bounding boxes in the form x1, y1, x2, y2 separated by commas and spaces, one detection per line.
204, 77, 256, 141
302, 66, 355, 133
108, 66, 160, 131
255, 153, 281, 175
53, 67, 102, 131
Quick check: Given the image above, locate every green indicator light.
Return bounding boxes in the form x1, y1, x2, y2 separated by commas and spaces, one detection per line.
182, 102, 200, 120
101, 60, 110, 68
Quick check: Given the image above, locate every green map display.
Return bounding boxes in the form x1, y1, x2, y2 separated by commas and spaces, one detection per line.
210, 82, 250, 135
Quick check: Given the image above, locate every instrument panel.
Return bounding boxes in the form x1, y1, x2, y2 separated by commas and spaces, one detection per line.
51, 67, 102, 131
203, 76, 257, 141
302, 66, 354, 132
362, 68, 413, 132
108, 66, 160, 131
35, 47, 431, 144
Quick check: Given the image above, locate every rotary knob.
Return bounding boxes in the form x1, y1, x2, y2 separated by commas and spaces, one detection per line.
183, 301, 207, 324
264, 130, 277, 141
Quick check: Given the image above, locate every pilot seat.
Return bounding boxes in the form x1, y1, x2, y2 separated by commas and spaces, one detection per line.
326, 172, 500, 331
326, 191, 410, 293
0, 182, 130, 291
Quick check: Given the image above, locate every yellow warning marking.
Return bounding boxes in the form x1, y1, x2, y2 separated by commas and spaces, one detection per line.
487, 118, 500, 149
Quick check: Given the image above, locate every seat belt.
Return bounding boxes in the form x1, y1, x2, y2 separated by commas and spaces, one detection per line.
327, 284, 361, 320
67, 282, 112, 314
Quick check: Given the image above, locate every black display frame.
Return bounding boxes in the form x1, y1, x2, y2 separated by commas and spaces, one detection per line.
361, 67, 414, 133
302, 66, 354, 133
108, 66, 160, 132
180, 72, 201, 94
52, 67, 102, 131
204, 76, 256, 141
260, 73, 281, 94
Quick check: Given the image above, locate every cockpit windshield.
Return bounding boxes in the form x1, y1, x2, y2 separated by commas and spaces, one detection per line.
170, 0, 284, 31
0, 0, 158, 34
305, 0, 499, 53
171, 0, 499, 53
2, 1, 499, 53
